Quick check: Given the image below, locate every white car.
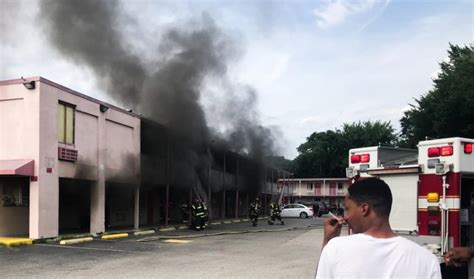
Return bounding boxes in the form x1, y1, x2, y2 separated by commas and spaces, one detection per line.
281, 204, 314, 218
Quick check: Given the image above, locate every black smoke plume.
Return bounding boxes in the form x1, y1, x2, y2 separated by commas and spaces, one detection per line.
39, 0, 278, 191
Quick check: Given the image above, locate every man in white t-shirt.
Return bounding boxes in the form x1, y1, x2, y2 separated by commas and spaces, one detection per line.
315, 177, 441, 279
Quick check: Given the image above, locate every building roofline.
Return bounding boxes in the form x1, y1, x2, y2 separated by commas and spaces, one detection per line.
0, 76, 141, 119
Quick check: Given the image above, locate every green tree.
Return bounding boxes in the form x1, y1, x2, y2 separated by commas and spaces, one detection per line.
266, 156, 292, 171
400, 44, 474, 148
293, 121, 397, 177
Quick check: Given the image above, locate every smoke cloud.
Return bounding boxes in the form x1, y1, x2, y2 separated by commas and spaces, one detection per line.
39, 0, 278, 189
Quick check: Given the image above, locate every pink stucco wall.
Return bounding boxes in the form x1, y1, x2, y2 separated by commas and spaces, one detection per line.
0, 79, 40, 237
0, 77, 140, 239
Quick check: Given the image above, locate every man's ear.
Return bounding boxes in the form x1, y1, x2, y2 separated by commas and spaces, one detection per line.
360, 203, 370, 216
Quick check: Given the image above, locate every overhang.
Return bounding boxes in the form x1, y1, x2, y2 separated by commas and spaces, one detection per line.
0, 160, 34, 176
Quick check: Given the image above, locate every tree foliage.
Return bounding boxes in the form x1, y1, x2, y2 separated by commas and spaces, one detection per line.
400, 44, 474, 147
292, 121, 397, 177
266, 156, 292, 171
288, 44, 473, 178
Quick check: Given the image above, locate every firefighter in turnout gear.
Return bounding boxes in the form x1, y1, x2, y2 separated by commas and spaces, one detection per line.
268, 202, 284, 225
191, 198, 207, 230
249, 197, 261, 227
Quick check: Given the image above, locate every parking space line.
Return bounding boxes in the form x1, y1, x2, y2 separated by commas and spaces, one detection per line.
36, 243, 143, 254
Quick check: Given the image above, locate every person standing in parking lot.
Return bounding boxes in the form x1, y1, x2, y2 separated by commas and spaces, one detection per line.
313, 204, 319, 219
268, 202, 284, 225
249, 197, 261, 227
315, 177, 441, 279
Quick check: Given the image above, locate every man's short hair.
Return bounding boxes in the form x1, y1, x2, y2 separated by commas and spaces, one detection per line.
348, 177, 392, 218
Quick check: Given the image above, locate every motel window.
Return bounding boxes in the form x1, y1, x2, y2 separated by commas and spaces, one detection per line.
1, 179, 29, 207
57, 102, 75, 144
307, 183, 313, 190
338, 183, 343, 189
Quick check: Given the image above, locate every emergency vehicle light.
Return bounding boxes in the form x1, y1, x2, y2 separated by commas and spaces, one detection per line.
465, 143, 473, 154
351, 154, 360, 163
440, 146, 453, 156
428, 146, 453, 157
426, 192, 439, 203
351, 154, 370, 163
428, 147, 440, 157
360, 154, 370, 163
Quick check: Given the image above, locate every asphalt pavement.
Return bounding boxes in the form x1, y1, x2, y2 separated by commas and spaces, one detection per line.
0, 217, 326, 278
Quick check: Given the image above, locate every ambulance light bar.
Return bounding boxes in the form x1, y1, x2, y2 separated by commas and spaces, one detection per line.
427, 146, 453, 157
350, 153, 370, 163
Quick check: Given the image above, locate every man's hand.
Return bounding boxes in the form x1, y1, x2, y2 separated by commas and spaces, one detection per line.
322, 213, 345, 248
444, 247, 471, 267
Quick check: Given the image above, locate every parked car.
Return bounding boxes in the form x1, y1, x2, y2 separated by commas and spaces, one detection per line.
281, 204, 314, 218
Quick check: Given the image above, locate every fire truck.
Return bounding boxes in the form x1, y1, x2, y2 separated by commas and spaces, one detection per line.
346, 137, 474, 260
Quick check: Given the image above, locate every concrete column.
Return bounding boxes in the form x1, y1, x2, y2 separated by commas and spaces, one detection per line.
90, 180, 105, 234
91, 108, 106, 234
299, 179, 302, 197
165, 133, 170, 226
263, 169, 267, 215
207, 163, 212, 221
235, 159, 239, 219
165, 184, 169, 226
134, 185, 139, 229
31, 158, 59, 239
271, 170, 274, 203
235, 191, 239, 219
222, 152, 226, 219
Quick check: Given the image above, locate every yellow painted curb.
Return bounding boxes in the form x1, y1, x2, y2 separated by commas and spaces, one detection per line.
163, 239, 192, 244
223, 221, 232, 224
159, 227, 176, 232
232, 219, 241, 223
242, 219, 250, 221
0, 237, 33, 247
178, 225, 189, 230
101, 233, 128, 240
211, 222, 221, 225
59, 237, 93, 245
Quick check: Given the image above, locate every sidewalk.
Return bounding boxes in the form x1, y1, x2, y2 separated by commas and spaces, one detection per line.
1, 216, 319, 247
28, 217, 261, 246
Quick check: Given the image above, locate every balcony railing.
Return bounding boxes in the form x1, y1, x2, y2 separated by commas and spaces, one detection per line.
287, 188, 347, 197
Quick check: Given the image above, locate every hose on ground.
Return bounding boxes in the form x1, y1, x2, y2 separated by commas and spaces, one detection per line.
138, 223, 323, 242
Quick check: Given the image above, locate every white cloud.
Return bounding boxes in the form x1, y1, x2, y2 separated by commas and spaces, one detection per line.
313, 0, 350, 28
313, 0, 382, 29
2, 0, 472, 160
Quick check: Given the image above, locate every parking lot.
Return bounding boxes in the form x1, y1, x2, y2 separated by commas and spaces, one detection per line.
0, 218, 326, 278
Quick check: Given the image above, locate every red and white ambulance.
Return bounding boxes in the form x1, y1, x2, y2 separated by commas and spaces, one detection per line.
346, 137, 474, 260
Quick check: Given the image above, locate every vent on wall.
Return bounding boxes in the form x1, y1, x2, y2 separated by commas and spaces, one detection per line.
58, 147, 78, 162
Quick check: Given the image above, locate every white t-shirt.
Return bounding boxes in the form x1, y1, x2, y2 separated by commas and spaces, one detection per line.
316, 234, 441, 279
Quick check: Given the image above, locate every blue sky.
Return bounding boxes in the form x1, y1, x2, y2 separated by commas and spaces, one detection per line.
1, 0, 473, 158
